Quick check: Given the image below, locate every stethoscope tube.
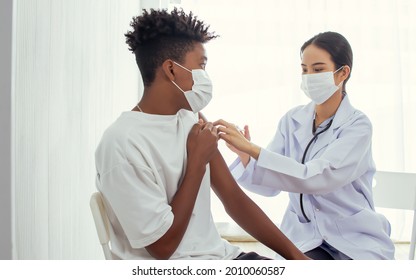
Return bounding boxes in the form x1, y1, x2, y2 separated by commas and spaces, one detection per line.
300, 118, 333, 223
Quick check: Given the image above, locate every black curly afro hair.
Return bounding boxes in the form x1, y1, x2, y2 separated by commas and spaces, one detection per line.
125, 8, 217, 86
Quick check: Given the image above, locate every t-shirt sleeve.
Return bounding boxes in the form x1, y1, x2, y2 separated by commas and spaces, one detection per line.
98, 161, 174, 249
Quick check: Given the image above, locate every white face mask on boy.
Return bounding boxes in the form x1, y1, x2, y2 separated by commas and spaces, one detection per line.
171, 61, 213, 113
300, 66, 344, 104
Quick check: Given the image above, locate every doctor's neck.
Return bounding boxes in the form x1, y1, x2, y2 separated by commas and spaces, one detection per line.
314, 90, 343, 126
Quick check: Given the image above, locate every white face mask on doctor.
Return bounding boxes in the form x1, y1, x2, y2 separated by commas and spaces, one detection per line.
171, 61, 213, 113
300, 66, 344, 105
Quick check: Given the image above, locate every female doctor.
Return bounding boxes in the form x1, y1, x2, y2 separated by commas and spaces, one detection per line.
214, 32, 395, 260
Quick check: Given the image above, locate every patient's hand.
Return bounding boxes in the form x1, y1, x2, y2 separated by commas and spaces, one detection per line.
187, 121, 219, 167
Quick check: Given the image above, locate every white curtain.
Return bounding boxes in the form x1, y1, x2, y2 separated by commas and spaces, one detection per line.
175, 0, 416, 242
14, 0, 142, 259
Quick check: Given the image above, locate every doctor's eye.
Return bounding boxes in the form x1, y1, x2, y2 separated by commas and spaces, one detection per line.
200, 63, 206, 69
313, 68, 324, 72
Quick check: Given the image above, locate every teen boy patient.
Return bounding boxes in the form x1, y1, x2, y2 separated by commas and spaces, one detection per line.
95, 8, 309, 260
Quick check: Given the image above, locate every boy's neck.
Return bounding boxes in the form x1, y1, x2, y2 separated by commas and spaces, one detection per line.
134, 82, 184, 115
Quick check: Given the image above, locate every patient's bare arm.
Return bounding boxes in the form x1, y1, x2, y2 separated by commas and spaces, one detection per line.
209, 150, 309, 260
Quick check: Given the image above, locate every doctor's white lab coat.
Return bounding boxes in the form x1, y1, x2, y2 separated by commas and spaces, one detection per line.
230, 95, 395, 260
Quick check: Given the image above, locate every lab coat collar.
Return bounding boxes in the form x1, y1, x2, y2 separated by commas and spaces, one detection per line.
292, 95, 356, 155
292, 104, 315, 151
329, 94, 355, 129
292, 94, 355, 129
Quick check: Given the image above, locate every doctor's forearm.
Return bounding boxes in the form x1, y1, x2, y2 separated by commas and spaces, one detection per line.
246, 142, 261, 161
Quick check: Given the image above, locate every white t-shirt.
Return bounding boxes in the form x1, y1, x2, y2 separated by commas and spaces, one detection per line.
95, 109, 240, 260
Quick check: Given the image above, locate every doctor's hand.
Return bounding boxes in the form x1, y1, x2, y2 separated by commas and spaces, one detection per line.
214, 119, 261, 162
187, 120, 219, 168
225, 125, 252, 167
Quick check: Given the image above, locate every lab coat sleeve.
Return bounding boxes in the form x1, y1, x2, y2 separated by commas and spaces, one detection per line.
252, 114, 373, 195
229, 120, 287, 197
229, 156, 282, 196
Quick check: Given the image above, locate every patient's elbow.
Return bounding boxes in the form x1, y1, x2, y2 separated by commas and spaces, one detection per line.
145, 241, 175, 260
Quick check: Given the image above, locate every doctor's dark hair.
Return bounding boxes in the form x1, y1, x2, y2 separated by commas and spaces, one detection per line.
125, 8, 217, 86
301, 31, 353, 92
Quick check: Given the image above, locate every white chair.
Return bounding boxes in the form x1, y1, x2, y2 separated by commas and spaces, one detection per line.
373, 171, 416, 259
90, 192, 113, 260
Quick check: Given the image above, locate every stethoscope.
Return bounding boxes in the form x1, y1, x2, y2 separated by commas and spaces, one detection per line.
299, 117, 333, 223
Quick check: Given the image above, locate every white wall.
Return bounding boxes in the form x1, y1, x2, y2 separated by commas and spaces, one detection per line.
13, 0, 145, 259
0, 0, 14, 260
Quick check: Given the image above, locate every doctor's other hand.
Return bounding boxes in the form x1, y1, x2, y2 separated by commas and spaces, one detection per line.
225, 125, 251, 167
214, 119, 261, 164
187, 121, 219, 167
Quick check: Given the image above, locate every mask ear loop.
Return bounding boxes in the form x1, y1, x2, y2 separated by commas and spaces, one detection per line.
173, 61, 192, 73
171, 80, 185, 93
334, 65, 345, 74
170, 61, 192, 93
334, 65, 346, 90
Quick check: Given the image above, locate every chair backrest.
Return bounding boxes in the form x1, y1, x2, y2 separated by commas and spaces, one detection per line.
90, 192, 113, 260
373, 171, 416, 259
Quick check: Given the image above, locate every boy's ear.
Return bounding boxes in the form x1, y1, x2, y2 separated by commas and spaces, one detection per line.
162, 59, 175, 81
